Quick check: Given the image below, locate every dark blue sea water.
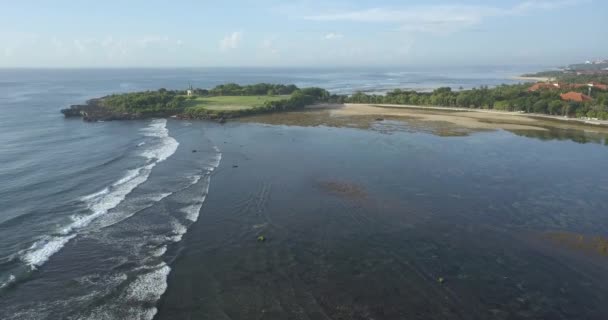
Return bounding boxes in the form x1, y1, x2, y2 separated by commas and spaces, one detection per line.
1, 67, 608, 320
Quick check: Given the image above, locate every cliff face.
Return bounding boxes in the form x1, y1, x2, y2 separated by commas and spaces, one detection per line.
62, 99, 103, 120
61, 99, 145, 121
60, 98, 229, 122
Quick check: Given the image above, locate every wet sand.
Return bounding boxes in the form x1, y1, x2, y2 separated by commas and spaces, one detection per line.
331, 104, 546, 132
156, 120, 608, 320
511, 76, 553, 82
240, 104, 608, 141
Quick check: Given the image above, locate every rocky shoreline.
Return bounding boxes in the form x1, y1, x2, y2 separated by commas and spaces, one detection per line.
61, 98, 143, 121
61, 98, 228, 122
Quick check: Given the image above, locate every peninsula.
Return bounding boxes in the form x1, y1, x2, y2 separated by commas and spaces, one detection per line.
61, 83, 331, 122
62, 78, 608, 126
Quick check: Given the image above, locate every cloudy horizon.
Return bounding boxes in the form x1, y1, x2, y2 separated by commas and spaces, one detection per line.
1, 0, 605, 68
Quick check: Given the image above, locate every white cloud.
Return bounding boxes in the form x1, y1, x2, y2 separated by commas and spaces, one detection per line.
73, 40, 87, 53
304, 0, 587, 35
137, 35, 170, 48
324, 32, 344, 40
4, 47, 14, 57
261, 37, 279, 54
101, 36, 114, 48
220, 32, 242, 51
512, 0, 590, 12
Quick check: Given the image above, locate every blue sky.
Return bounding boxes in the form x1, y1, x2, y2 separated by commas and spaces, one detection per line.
0, 0, 605, 67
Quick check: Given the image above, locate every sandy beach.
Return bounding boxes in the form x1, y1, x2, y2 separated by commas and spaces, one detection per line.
511, 76, 554, 82
322, 103, 608, 132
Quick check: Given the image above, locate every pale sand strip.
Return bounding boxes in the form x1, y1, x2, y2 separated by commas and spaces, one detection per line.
315, 104, 608, 132
511, 76, 554, 82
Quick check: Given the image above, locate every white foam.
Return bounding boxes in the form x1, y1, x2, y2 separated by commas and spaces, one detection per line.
150, 192, 172, 202
91, 191, 173, 230
65, 119, 179, 235
64, 166, 152, 234
140, 119, 179, 163
139, 119, 168, 138
79, 268, 163, 320
0, 274, 16, 289
168, 220, 187, 242
80, 187, 109, 201
190, 175, 202, 185
21, 234, 77, 269
137, 142, 146, 147
112, 167, 143, 187
204, 153, 223, 172
141, 136, 178, 163
180, 178, 211, 222
150, 246, 167, 257
125, 263, 171, 303
180, 203, 204, 222
80, 306, 157, 320
20, 119, 180, 271
77, 145, 222, 320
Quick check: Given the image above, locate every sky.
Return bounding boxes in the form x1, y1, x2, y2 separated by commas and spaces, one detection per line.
0, 0, 605, 68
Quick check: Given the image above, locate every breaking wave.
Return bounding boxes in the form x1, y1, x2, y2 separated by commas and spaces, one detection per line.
18, 119, 179, 270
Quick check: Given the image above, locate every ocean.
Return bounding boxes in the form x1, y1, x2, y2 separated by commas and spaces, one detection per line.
1, 67, 608, 319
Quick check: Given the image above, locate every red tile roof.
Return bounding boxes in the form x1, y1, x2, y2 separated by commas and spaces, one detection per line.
589, 82, 608, 90
528, 82, 559, 92
528, 82, 608, 92
560, 92, 593, 102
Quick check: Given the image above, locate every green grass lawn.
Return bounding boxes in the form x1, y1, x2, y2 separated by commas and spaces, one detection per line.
184, 95, 289, 111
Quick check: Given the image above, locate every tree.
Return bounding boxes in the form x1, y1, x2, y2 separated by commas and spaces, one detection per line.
532, 99, 548, 114
548, 100, 564, 115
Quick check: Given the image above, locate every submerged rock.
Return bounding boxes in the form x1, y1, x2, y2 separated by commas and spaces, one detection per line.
317, 180, 367, 200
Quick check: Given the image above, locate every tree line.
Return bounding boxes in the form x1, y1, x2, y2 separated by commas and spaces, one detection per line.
99, 82, 608, 120
99, 84, 332, 119
342, 85, 608, 120
191, 83, 300, 96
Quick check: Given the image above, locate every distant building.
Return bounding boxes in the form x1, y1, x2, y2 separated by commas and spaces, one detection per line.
588, 82, 608, 90
186, 83, 194, 97
528, 82, 561, 92
560, 92, 593, 103
528, 82, 608, 92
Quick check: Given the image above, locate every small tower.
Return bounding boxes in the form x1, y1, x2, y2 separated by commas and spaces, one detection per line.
187, 83, 194, 97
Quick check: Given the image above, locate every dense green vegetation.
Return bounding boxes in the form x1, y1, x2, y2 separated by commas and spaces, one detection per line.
80, 76, 608, 121
344, 84, 608, 119
193, 83, 299, 96
101, 89, 187, 116
523, 71, 608, 85
94, 84, 330, 120
523, 66, 608, 84
521, 71, 562, 78
553, 73, 608, 85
